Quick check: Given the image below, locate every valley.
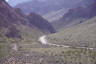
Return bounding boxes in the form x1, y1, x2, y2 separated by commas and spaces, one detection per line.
0, 0, 96, 64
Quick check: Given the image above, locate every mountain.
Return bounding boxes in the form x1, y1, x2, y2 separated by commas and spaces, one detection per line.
0, 0, 96, 64
15, 0, 94, 15
47, 16, 96, 48
0, 0, 27, 38
0, 0, 56, 37
46, 0, 96, 48
0, 0, 56, 58
52, 1, 96, 30
27, 13, 56, 33
43, 8, 68, 22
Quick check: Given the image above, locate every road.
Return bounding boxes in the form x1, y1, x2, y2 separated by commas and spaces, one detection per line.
39, 35, 95, 50
12, 43, 18, 51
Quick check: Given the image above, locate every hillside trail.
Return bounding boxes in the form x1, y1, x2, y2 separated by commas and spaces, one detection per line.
0, 35, 95, 64
38, 35, 95, 50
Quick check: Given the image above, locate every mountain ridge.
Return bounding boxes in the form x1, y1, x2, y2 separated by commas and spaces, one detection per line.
52, 1, 96, 30
0, 0, 56, 58
15, 0, 94, 15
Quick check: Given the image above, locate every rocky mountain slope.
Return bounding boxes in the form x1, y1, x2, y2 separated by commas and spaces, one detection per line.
43, 8, 68, 22
0, 0, 56, 37
27, 13, 56, 33
0, 0, 56, 58
52, 1, 96, 30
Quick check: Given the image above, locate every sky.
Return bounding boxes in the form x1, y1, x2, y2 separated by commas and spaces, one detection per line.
6, 0, 31, 6
6, 0, 9, 2
6, 0, 47, 6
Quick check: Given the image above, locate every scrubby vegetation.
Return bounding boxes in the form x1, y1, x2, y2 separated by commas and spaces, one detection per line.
47, 17, 96, 48
1, 47, 96, 64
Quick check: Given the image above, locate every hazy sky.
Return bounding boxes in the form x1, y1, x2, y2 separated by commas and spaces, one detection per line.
7, 0, 31, 6
6, 0, 9, 2
7, 0, 47, 6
